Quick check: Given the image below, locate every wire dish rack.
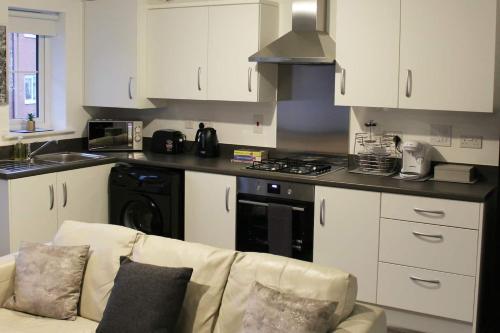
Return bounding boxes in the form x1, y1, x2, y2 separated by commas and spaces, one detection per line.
351, 133, 400, 176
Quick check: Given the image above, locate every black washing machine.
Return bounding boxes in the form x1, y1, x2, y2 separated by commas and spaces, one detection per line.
109, 164, 184, 239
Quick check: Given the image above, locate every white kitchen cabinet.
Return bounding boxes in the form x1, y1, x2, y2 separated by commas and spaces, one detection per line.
146, 1, 278, 102
5, 173, 58, 253
314, 186, 381, 303
84, 0, 153, 108
57, 164, 114, 227
399, 0, 497, 112
335, 0, 498, 113
0, 164, 114, 255
185, 171, 236, 249
207, 4, 278, 102
335, 0, 401, 108
147, 6, 209, 100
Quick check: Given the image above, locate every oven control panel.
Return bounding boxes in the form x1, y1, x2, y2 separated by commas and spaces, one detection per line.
237, 177, 314, 202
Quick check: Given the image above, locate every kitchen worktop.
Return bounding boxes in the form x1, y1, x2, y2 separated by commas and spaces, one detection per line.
0, 145, 497, 202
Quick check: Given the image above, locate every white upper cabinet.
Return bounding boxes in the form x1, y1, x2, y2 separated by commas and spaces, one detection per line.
84, 0, 153, 108
146, 1, 278, 102
335, 0, 498, 113
207, 4, 278, 102
335, 0, 401, 108
399, 0, 497, 112
147, 7, 209, 100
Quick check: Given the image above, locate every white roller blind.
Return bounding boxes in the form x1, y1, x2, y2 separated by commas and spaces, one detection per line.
8, 9, 59, 37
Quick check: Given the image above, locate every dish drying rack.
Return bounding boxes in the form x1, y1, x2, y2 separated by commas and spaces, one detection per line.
351, 121, 401, 176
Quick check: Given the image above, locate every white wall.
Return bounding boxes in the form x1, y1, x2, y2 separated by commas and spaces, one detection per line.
0, 0, 90, 146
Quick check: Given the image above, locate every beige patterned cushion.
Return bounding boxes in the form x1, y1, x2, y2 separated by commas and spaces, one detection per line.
242, 282, 337, 333
3, 242, 89, 320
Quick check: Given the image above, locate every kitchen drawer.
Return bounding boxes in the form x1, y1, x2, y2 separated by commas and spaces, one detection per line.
379, 219, 478, 276
381, 193, 480, 229
377, 262, 475, 322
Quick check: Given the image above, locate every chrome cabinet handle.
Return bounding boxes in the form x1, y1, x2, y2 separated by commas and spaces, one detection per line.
128, 77, 133, 100
412, 231, 443, 239
405, 69, 412, 98
340, 68, 346, 95
410, 276, 441, 285
49, 185, 54, 210
225, 186, 230, 212
62, 182, 68, 208
197, 67, 202, 91
320, 199, 326, 226
248, 67, 253, 92
413, 208, 445, 216
238, 200, 305, 212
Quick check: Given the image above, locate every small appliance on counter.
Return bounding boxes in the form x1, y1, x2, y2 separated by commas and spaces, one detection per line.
151, 129, 186, 154
398, 140, 432, 180
195, 123, 219, 158
433, 163, 477, 184
88, 120, 143, 152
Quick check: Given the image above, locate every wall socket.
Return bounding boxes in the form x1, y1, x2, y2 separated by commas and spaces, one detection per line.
253, 114, 264, 134
430, 124, 452, 147
460, 136, 483, 149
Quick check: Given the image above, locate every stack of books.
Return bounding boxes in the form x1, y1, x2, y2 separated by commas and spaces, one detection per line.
232, 149, 268, 163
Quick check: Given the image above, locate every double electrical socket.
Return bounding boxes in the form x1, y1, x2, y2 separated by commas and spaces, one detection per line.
429, 124, 483, 149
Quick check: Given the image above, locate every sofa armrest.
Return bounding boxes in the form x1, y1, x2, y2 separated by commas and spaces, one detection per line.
334, 303, 387, 333
0, 255, 16, 306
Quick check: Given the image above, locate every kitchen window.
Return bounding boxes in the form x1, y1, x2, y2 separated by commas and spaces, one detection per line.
8, 9, 59, 131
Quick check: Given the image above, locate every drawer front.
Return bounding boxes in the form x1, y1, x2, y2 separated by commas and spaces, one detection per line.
379, 219, 478, 276
381, 193, 480, 229
377, 262, 475, 322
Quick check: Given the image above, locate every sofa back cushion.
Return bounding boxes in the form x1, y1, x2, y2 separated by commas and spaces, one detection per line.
131, 235, 237, 333
52, 221, 141, 322
214, 252, 357, 333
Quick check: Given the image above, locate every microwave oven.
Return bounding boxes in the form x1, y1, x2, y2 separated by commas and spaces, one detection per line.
88, 120, 143, 151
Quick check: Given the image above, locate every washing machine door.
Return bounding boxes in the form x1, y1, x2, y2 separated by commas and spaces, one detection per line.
121, 196, 162, 235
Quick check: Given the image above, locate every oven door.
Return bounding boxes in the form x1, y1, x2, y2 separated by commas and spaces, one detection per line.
236, 194, 314, 262
88, 121, 133, 151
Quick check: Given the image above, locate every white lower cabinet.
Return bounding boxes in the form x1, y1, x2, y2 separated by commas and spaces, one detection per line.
0, 164, 114, 254
185, 171, 236, 249
313, 186, 381, 303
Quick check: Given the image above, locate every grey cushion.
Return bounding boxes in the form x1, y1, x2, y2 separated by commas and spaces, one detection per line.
3, 242, 90, 320
242, 282, 337, 333
96, 258, 193, 333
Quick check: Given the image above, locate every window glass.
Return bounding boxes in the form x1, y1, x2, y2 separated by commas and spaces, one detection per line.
8, 32, 40, 120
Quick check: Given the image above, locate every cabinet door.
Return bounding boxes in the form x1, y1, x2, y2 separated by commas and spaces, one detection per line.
147, 7, 208, 100
185, 171, 236, 249
207, 4, 260, 102
84, 0, 141, 108
314, 186, 380, 303
399, 0, 496, 112
9, 174, 58, 252
335, 0, 400, 108
57, 164, 114, 227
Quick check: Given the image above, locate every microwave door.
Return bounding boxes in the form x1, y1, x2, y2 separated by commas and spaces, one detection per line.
88, 122, 132, 151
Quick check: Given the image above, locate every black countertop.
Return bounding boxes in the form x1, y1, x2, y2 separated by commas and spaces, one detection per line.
0, 148, 497, 203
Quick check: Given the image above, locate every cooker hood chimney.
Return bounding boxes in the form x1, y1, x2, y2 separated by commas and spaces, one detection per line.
249, 0, 335, 64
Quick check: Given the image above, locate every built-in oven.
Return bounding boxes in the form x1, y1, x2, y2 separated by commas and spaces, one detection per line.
88, 120, 143, 151
236, 177, 314, 262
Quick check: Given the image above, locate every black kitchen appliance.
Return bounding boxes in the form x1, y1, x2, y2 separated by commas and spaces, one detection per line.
236, 177, 314, 262
246, 155, 348, 176
109, 164, 184, 239
195, 123, 219, 158
151, 129, 186, 154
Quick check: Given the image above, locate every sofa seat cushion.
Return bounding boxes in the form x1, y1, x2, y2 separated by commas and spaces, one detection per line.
0, 308, 98, 333
131, 235, 237, 333
52, 221, 141, 322
214, 252, 357, 333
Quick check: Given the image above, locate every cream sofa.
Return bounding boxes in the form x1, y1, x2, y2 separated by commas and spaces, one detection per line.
0, 221, 386, 333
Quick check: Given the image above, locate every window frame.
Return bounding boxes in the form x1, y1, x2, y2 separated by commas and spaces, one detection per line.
8, 33, 50, 130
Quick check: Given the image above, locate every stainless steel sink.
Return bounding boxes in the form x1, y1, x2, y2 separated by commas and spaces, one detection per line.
33, 152, 105, 164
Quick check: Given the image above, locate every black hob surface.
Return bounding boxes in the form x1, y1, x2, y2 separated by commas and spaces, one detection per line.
246, 155, 347, 176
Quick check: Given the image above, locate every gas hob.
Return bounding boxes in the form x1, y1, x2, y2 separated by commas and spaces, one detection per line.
246, 155, 347, 177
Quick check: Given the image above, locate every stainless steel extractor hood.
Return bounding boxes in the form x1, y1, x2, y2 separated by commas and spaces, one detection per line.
249, 0, 335, 64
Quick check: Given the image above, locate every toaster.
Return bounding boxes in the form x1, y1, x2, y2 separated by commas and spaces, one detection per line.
151, 130, 186, 154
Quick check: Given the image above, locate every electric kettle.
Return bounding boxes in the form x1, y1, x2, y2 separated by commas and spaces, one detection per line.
195, 123, 220, 158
